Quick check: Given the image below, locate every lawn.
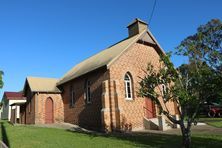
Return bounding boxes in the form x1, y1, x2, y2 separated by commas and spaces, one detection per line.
1, 121, 222, 148
198, 118, 222, 128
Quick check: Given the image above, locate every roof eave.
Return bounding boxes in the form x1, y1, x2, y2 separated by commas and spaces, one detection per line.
57, 28, 165, 86
146, 29, 166, 55
57, 65, 107, 86
127, 18, 148, 28
7, 97, 26, 100
107, 29, 147, 69
107, 29, 165, 69
32, 90, 62, 94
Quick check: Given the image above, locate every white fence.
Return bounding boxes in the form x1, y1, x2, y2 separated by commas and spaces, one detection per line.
0, 141, 8, 148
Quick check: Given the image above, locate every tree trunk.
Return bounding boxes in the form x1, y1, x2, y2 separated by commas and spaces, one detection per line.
180, 123, 191, 148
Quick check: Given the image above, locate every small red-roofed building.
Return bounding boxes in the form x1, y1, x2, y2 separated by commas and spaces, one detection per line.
1, 92, 26, 122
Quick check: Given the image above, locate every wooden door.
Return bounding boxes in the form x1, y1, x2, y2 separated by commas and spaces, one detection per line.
145, 99, 156, 119
45, 98, 54, 124
11, 109, 15, 123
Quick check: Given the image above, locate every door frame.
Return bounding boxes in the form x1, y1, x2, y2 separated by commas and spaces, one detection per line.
45, 97, 54, 124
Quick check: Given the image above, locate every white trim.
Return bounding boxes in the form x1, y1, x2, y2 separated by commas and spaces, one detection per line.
101, 108, 110, 112
162, 84, 167, 97
125, 97, 133, 101
107, 29, 166, 69
146, 29, 166, 55
124, 73, 133, 100
107, 29, 147, 68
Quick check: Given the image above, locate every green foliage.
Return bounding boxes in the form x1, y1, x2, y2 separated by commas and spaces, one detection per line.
176, 19, 222, 71
138, 19, 222, 147
178, 63, 222, 103
139, 18, 221, 119
138, 54, 199, 123
176, 19, 222, 104
0, 70, 3, 89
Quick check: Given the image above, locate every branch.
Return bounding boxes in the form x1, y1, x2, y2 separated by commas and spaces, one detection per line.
180, 106, 186, 121
191, 101, 201, 122
162, 110, 180, 124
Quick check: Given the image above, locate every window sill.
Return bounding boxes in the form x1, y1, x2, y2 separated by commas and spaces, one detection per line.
86, 102, 92, 105
69, 105, 75, 108
125, 98, 134, 101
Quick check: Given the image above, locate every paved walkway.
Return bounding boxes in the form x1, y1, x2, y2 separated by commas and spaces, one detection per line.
136, 124, 222, 136
32, 122, 222, 136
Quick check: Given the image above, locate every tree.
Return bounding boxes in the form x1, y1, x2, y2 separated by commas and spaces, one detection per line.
0, 70, 3, 89
176, 18, 222, 104
138, 19, 222, 148
178, 63, 222, 104
138, 54, 197, 148
176, 19, 222, 72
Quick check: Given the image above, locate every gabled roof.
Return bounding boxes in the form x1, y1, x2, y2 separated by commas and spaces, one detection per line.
57, 28, 163, 85
3, 92, 26, 100
25, 77, 61, 93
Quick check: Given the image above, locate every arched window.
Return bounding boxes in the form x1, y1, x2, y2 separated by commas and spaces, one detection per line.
124, 72, 133, 100
84, 79, 91, 104
162, 84, 166, 95
69, 85, 75, 108
162, 84, 167, 101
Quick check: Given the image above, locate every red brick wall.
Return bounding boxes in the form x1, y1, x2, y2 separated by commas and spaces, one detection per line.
61, 67, 108, 131
24, 87, 35, 124
20, 104, 26, 124
35, 93, 64, 124
108, 42, 176, 130
61, 42, 176, 131
24, 85, 64, 124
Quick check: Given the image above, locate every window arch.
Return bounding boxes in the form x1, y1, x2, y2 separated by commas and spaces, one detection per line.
124, 72, 133, 100
84, 79, 91, 104
69, 85, 75, 107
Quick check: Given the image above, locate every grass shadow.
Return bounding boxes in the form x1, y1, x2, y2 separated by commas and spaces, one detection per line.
0, 121, 10, 147
67, 129, 222, 148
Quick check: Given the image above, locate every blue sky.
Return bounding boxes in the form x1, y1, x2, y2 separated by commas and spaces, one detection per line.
0, 0, 221, 98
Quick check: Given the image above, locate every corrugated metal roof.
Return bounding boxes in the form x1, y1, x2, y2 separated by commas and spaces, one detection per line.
26, 77, 61, 93
57, 19, 165, 86
57, 30, 147, 85
4, 92, 26, 100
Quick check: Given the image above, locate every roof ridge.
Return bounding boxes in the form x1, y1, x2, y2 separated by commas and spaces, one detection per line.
58, 36, 134, 82
107, 36, 130, 48
27, 76, 59, 80
25, 76, 61, 93
107, 29, 147, 68
57, 32, 145, 85
57, 27, 164, 85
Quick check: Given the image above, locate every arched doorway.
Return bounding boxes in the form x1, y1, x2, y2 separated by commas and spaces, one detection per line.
45, 97, 54, 124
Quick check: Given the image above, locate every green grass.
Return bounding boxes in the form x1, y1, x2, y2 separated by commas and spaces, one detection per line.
206, 121, 222, 128
0, 121, 222, 148
199, 118, 222, 128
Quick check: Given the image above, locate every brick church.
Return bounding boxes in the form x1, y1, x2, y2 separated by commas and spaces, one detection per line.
4, 18, 178, 132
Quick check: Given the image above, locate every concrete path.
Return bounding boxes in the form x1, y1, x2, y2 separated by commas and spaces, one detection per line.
32, 122, 222, 136
135, 124, 222, 136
